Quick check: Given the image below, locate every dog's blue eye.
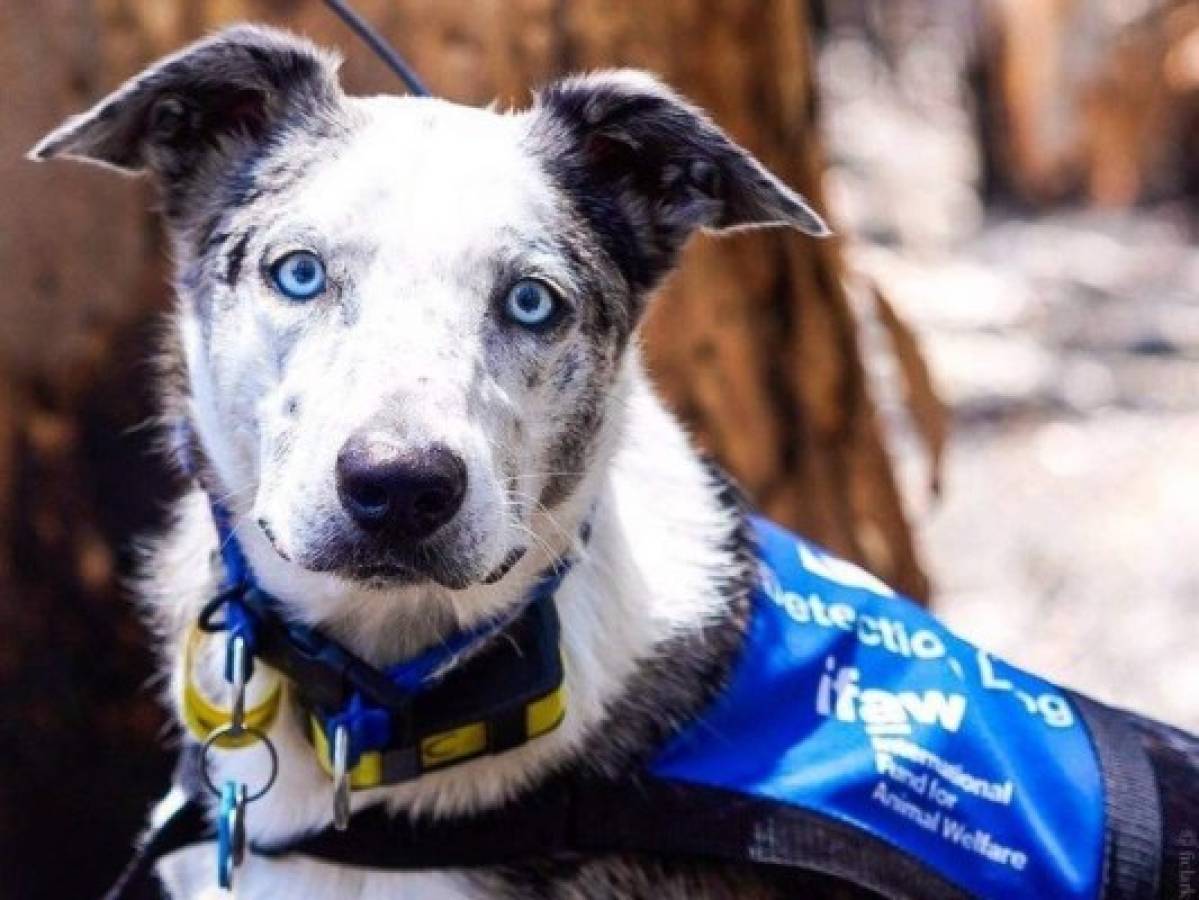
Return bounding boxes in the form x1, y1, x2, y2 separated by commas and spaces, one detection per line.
503, 279, 558, 328
270, 251, 326, 301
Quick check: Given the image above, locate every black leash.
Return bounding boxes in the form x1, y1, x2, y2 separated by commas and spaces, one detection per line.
322, 0, 431, 96
102, 799, 211, 900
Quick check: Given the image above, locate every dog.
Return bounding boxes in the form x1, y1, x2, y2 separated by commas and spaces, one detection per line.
32, 24, 1197, 900
32, 23, 836, 898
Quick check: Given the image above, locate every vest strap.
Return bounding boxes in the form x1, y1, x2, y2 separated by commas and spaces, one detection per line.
253, 776, 972, 899
1070, 693, 1163, 900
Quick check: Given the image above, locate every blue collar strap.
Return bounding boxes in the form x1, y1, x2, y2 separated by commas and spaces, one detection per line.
199, 502, 575, 789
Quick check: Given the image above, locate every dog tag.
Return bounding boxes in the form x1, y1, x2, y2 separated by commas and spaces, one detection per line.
217, 780, 248, 889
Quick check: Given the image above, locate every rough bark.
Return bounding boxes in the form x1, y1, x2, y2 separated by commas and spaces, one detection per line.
0, 2, 927, 896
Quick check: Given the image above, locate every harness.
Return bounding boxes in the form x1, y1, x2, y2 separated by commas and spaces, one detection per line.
107, 508, 1174, 900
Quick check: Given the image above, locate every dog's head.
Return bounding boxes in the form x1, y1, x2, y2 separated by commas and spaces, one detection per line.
33, 26, 825, 599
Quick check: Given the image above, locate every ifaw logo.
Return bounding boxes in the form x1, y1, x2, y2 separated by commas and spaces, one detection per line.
816, 656, 968, 737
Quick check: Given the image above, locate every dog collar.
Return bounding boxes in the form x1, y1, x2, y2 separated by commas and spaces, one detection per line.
186, 501, 575, 781
185, 578, 569, 784
178, 496, 578, 888
181, 623, 284, 749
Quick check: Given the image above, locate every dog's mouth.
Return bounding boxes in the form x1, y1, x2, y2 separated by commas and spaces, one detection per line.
342, 553, 468, 590
262, 516, 528, 591
482, 547, 526, 584
348, 560, 425, 584
334, 546, 527, 591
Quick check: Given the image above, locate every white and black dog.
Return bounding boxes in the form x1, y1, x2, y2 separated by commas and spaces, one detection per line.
31, 24, 1197, 900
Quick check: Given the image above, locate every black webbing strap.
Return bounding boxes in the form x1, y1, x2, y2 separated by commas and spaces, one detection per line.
1125, 712, 1199, 900
258, 776, 969, 899
102, 797, 211, 900
1071, 693, 1163, 900
103, 745, 214, 900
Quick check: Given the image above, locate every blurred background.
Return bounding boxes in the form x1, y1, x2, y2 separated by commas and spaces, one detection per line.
819, 0, 1199, 735
0, 0, 1196, 896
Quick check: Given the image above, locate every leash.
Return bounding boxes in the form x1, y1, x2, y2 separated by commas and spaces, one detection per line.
322, 0, 431, 97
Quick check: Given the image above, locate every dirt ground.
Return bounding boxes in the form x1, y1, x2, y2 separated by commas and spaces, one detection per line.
820, 23, 1199, 731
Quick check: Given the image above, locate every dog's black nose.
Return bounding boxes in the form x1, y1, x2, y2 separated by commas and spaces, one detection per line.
336, 435, 467, 540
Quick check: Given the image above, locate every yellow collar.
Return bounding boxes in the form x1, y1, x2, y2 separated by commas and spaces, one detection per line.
180, 625, 283, 749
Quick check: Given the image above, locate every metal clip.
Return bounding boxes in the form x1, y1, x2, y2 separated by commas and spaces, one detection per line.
228, 634, 248, 734
332, 724, 352, 831
217, 780, 248, 890
201, 723, 279, 891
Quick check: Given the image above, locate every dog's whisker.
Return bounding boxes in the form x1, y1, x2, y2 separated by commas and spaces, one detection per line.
498, 489, 566, 555
504, 488, 576, 553
500, 469, 590, 480
506, 519, 560, 570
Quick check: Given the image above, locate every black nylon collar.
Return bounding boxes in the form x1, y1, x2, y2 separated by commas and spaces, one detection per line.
201, 579, 566, 783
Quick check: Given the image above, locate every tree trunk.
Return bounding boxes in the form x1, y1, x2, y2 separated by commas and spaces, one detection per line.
979, 0, 1199, 206
0, 2, 927, 896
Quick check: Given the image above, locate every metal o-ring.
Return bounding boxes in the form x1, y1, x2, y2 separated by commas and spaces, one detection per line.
200, 724, 279, 803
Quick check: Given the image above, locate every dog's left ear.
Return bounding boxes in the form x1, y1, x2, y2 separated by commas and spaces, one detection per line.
28, 25, 342, 220
530, 70, 829, 287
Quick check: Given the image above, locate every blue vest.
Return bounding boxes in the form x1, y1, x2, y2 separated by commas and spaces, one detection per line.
649, 517, 1106, 898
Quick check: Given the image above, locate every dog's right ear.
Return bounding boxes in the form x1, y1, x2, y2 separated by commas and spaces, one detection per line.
529, 70, 829, 294
29, 24, 341, 189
